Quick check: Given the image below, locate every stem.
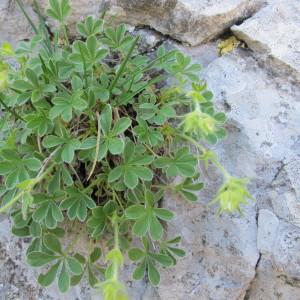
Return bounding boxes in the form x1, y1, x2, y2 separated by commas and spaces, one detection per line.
109, 36, 139, 93
112, 212, 119, 280
62, 25, 70, 47
0, 95, 25, 121
69, 164, 84, 188
16, 0, 38, 34
87, 112, 101, 181
79, 43, 88, 88
178, 132, 231, 179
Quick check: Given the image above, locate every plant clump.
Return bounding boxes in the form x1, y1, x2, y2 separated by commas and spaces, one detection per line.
0, 0, 254, 299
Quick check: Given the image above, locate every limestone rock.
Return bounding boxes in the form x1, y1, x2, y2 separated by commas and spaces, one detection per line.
0, 0, 37, 46
247, 209, 300, 299
153, 198, 259, 300
232, 0, 300, 82
37, 0, 100, 36
101, 0, 265, 45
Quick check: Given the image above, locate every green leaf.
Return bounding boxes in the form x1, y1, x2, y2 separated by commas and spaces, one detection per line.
153, 208, 174, 221
112, 118, 131, 135
58, 262, 70, 293
133, 259, 146, 280
149, 214, 163, 240
27, 251, 58, 267
42, 135, 64, 148
128, 248, 144, 261
47, 0, 71, 23
154, 147, 197, 177
125, 205, 146, 219
100, 104, 112, 135
44, 233, 63, 254
149, 253, 173, 267
89, 247, 102, 263
38, 261, 61, 287
147, 259, 160, 286
67, 256, 83, 275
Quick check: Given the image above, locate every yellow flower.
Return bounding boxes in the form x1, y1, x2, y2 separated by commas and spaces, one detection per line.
211, 177, 254, 213
183, 110, 217, 137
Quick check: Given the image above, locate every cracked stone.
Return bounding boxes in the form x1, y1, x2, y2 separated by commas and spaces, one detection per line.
0, 0, 37, 45
232, 0, 300, 82
100, 0, 265, 45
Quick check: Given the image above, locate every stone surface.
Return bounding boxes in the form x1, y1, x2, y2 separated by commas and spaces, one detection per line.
0, 0, 37, 45
101, 0, 265, 45
247, 209, 300, 299
232, 0, 300, 82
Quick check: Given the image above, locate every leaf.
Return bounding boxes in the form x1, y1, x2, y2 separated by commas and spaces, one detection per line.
149, 253, 173, 267
47, 0, 71, 23
61, 188, 96, 221
27, 251, 58, 267
112, 118, 131, 135
132, 259, 146, 280
67, 256, 83, 275
153, 208, 174, 221
128, 248, 144, 261
90, 247, 102, 263
147, 259, 160, 286
125, 205, 146, 219
58, 262, 70, 293
44, 233, 63, 254
154, 147, 197, 177
38, 261, 61, 287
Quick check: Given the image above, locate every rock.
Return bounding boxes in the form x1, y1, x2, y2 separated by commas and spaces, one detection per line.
0, 0, 37, 46
143, 47, 300, 300
247, 209, 300, 299
101, 0, 265, 45
257, 209, 279, 253
232, 0, 300, 82
153, 197, 259, 300
37, 0, 101, 36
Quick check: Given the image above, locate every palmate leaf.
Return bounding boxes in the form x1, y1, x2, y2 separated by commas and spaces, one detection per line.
27, 232, 83, 293
125, 190, 174, 240
60, 187, 96, 221
69, 36, 108, 68
128, 242, 173, 286
0, 150, 41, 189
47, 0, 71, 24
25, 111, 53, 136
102, 24, 134, 51
76, 16, 104, 37
108, 140, 154, 189
32, 193, 64, 229
154, 147, 197, 177
49, 92, 87, 122
133, 118, 164, 147
11, 68, 56, 104
42, 135, 82, 163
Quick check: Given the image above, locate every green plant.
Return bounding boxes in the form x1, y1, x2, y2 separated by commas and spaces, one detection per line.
0, 0, 254, 299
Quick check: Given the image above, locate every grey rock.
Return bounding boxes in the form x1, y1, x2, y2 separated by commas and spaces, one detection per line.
257, 209, 279, 253
247, 210, 300, 299
154, 197, 259, 300
232, 0, 300, 82
0, 0, 37, 45
101, 0, 265, 45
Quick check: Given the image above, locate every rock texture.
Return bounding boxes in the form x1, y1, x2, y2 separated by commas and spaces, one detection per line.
102, 0, 265, 45
232, 0, 300, 82
1, 0, 300, 299
0, 0, 37, 46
